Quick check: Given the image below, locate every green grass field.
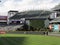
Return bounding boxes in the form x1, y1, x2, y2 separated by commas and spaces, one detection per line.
0, 34, 60, 45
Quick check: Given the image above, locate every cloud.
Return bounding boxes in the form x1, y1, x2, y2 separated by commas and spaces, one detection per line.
33, 0, 53, 4
0, 0, 59, 15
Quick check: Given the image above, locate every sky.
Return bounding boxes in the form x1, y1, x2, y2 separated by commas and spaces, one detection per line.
0, 0, 60, 15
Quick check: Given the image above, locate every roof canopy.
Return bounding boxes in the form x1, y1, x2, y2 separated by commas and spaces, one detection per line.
9, 10, 51, 20
50, 17, 60, 23
53, 4, 60, 11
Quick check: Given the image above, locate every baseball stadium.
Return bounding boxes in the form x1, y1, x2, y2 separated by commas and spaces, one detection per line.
0, 2, 60, 45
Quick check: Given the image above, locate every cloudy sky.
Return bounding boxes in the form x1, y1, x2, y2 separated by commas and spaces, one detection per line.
0, 0, 60, 15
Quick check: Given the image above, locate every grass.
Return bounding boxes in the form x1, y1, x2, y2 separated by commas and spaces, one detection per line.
0, 34, 60, 45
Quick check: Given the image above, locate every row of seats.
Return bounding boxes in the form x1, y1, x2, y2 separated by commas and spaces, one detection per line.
0, 25, 23, 31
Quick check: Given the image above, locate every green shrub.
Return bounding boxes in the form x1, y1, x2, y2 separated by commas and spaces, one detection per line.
30, 20, 44, 28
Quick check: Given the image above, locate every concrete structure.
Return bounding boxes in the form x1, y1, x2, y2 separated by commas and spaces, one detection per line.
0, 10, 52, 31
49, 4, 60, 32
0, 4, 60, 31
0, 16, 7, 25
7, 10, 18, 24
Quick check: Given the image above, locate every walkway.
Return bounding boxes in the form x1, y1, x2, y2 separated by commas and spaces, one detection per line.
48, 32, 60, 36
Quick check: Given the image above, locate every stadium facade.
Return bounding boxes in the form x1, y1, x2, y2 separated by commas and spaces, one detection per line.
0, 4, 60, 31
0, 10, 57, 31
0, 10, 52, 31
49, 4, 60, 32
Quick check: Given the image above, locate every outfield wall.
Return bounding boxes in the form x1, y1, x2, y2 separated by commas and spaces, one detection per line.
7, 31, 47, 35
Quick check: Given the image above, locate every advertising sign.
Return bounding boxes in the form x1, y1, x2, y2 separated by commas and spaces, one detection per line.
53, 24, 59, 31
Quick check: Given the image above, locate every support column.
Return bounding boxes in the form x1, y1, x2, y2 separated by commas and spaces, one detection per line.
26, 20, 30, 30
